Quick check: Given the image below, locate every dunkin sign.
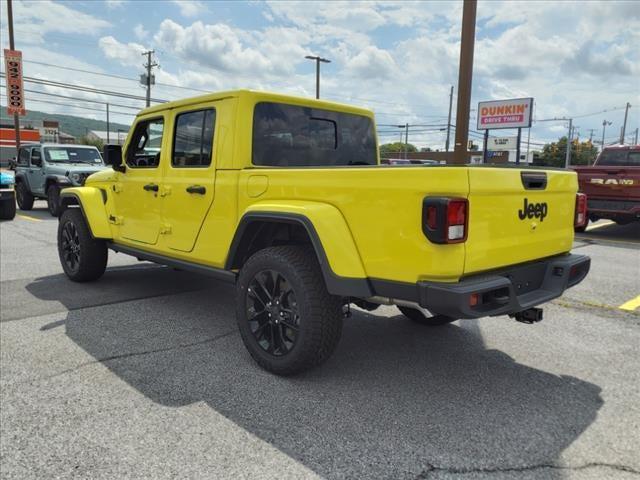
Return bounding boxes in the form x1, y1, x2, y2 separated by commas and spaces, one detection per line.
477, 98, 533, 130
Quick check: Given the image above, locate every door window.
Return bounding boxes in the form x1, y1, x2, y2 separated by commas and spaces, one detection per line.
172, 109, 216, 167
125, 118, 164, 168
17, 147, 30, 166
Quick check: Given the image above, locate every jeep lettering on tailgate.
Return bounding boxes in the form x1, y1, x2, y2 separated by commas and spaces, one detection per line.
518, 198, 548, 221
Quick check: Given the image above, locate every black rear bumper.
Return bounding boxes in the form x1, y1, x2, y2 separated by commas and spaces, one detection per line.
371, 254, 590, 319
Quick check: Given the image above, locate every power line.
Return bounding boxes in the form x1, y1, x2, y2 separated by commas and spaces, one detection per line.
0, 85, 142, 110
0, 54, 215, 95
0, 72, 168, 103
0, 97, 136, 116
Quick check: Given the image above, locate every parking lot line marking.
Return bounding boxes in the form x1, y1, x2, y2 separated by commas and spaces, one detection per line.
619, 295, 640, 312
16, 214, 42, 222
586, 221, 615, 231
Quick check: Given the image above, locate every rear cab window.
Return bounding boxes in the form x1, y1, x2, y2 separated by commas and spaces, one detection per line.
598, 149, 640, 166
252, 102, 377, 167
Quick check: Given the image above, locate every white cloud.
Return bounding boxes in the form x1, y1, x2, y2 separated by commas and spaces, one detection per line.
345, 46, 396, 79
134, 23, 149, 40
153, 19, 299, 76
171, 0, 207, 18
98, 36, 147, 67
105, 0, 126, 9
0, 0, 110, 44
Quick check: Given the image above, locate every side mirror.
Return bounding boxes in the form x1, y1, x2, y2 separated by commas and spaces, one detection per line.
31, 156, 42, 167
104, 144, 125, 172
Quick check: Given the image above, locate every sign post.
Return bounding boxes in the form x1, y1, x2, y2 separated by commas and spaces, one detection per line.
477, 97, 533, 164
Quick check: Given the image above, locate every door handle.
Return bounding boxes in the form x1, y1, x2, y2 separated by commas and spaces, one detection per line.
143, 183, 159, 192
186, 185, 206, 195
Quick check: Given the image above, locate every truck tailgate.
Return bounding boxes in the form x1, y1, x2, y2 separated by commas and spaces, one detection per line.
576, 166, 640, 200
464, 168, 576, 275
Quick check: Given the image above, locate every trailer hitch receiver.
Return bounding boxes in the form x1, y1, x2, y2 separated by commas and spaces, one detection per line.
511, 307, 543, 324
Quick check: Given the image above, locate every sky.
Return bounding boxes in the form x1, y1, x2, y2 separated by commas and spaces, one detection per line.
0, 0, 639, 150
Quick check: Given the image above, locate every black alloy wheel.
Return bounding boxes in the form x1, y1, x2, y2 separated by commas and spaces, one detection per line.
16, 182, 34, 210
61, 220, 81, 275
236, 246, 343, 375
246, 269, 300, 356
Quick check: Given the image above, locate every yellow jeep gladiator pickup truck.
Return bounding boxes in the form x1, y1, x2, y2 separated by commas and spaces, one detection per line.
56, 90, 590, 375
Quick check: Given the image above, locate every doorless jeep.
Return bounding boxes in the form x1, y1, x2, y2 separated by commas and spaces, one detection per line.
56, 90, 591, 375
14, 144, 107, 216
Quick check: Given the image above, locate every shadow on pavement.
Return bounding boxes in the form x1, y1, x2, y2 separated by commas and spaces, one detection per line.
27, 269, 603, 479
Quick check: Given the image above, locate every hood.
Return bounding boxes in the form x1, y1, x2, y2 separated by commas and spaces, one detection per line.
47, 163, 108, 175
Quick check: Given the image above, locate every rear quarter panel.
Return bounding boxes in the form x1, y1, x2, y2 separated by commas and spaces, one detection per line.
236, 167, 470, 283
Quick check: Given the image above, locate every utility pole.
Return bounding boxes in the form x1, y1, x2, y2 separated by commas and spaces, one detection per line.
305, 55, 331, 99
141, 50, 158, 108
620, 102, 631, 144
106, 103, 110, 144
453, 0, 477, 164
404, 122, 409, 159
6, 0, 21, 150
587, 128, 596, 143
634, 128, 639, 145
445, 85, 453, 152
565, 118, 573, 168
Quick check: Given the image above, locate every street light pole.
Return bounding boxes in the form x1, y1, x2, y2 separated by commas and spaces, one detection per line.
305, 55, 331, 99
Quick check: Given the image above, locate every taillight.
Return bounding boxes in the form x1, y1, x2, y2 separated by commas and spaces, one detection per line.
422, 197, 469, 244
575, 193, 587, 227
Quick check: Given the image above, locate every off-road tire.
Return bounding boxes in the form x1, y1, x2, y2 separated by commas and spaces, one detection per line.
47, 185, 61, 217
236, 245, 343, 375
16, 182, 34, 210
58, 208, 107, 282
398, 306, 456, 326
0, 198, 16, 220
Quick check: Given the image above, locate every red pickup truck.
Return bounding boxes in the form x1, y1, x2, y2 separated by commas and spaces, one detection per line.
574, 145, 640, 230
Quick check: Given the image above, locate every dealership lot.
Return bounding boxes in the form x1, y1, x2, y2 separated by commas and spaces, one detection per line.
1, 203, 639, 480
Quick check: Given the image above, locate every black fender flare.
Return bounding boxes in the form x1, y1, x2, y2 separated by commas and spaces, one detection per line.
225, 212, 372, 298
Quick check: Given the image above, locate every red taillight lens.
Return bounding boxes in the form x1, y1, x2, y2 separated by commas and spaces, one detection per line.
446, 199, 468, 242
422, 197, 469, 244
426, 206, 438, 229
575, 193, 587, 227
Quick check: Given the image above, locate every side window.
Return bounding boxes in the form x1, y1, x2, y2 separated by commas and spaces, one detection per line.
17, 147, 30, 166
172, 109, 216, 167
30, 147, 42, 165
125, 118, 164, 168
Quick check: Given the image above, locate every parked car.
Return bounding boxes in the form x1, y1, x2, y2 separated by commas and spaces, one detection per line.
574, 145, 640, 230
14, 144, 108, 216
56, 90, 590, 375
0, 171, 16, 220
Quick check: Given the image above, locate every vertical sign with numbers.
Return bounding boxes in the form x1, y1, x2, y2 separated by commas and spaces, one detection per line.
4, 49, 26, 116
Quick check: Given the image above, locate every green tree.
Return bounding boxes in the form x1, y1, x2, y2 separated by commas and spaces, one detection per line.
535, 136, 598, 168
379, 142, 418, 158
78, 135, 104, 151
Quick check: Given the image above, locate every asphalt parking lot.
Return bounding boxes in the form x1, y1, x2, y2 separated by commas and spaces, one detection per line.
1, 203, 639, 480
